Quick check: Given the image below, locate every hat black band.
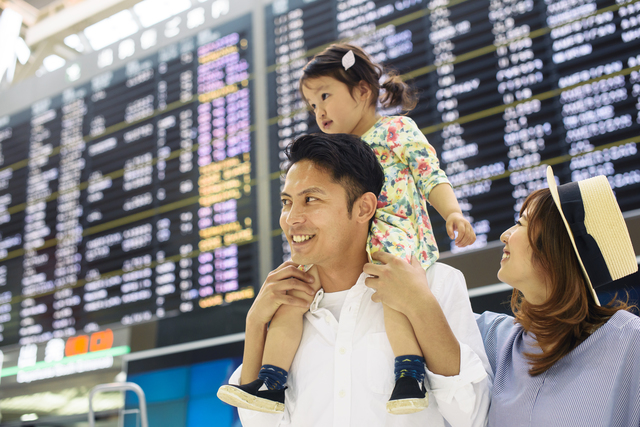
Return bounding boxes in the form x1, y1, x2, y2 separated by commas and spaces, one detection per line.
558, 182, 612, 288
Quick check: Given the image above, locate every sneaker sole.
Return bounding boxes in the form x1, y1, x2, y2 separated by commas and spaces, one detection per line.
217, 385, 285, 414
386, 396, 429, 415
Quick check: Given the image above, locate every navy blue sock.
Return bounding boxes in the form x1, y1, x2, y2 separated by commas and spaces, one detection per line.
258, 364, 288, 391
394, 355, 425, 382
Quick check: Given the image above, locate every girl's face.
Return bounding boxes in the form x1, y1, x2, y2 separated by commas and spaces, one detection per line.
301, 76, 377, 137
498, 210, 548, 304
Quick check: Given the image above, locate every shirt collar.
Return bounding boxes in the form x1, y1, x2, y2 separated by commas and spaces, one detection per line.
309, 272, 369, 314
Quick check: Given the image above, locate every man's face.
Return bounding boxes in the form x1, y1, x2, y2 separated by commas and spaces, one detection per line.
280, 160, 362, 268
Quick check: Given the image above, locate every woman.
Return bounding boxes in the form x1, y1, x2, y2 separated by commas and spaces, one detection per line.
477, 166, 640, 427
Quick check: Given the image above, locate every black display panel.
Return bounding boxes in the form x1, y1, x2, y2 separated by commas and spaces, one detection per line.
266, 0, 640, 263
0, 14, 258, 348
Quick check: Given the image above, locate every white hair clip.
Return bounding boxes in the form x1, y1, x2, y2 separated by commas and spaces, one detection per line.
342, 50, 355, 70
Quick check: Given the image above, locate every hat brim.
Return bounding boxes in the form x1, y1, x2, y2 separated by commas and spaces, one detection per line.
546, 166, 601, 305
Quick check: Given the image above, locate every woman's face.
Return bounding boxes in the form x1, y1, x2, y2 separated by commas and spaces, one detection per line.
498, 210, 549, 304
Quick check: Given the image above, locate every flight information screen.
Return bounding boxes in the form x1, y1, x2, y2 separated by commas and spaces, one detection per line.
0, 14, 258, 348
266, 0, 640, 262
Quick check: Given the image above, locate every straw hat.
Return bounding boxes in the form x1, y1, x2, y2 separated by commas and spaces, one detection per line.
546, 166, 637, 305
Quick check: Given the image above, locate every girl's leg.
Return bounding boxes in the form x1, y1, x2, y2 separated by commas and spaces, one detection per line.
368, 218, 430, 414
384, 303, 422, 357
384, 303, 429, 415
262, 264, 321, 369
217, 265, 321, 413
260, 293, 315, 376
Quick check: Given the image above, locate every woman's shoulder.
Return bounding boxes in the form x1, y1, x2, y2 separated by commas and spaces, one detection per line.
584, 310, 640, 356
611, 308, 640, 322
475, 311, 517, 337
475, 311, 520, 371
607, 310, 640, 336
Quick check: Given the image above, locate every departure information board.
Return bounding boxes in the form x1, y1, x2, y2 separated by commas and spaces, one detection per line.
0, 14, 258, 348
266, 0, 640, 262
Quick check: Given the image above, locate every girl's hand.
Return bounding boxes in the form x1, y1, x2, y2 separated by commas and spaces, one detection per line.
247, 261, 317, 327
446, 212, 476, 247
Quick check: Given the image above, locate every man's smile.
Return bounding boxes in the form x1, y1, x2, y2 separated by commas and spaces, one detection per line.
292, 234, 315, 243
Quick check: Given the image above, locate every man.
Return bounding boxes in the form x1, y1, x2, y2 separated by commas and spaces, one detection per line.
224, 133, 490, 426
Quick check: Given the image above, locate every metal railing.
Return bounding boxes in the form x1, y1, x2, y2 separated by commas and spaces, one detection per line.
88, 382, 148, 427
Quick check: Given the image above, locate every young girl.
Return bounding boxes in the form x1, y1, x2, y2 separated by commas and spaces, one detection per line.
218, 43, 476, 414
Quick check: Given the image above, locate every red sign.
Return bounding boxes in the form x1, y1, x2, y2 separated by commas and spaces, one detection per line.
65, 329, 114, 357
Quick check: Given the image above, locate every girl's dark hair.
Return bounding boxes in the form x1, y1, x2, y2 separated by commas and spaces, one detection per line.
300, 43, 417, 111
512, 189, 633, 376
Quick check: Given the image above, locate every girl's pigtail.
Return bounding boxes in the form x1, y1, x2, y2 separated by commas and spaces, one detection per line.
380, 71, 418, 112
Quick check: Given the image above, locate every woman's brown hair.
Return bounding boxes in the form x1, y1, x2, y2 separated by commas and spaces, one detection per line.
299, 43, 417, 111
513, 189, 632, 376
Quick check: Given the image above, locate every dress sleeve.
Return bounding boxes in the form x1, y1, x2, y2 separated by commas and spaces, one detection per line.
475, 311, 515, 379
227, 364, 285, 427
388, 116, 450, 202
424, 264, 492, 427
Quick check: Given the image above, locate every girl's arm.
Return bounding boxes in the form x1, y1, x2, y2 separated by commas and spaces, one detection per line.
429, 183, 476, 247
390, 117, 449, 198
391, 117, 475, 246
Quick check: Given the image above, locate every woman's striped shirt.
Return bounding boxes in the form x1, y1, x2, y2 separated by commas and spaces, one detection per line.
476, 310, 640, 427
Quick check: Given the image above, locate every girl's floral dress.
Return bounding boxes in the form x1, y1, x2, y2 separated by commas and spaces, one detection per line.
361, 116, 450, 269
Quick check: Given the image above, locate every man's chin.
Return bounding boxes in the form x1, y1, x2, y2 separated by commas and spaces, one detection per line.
290, 254, 313, 267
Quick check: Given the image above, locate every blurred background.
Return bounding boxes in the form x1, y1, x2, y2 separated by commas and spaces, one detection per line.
0, 0, 639, 425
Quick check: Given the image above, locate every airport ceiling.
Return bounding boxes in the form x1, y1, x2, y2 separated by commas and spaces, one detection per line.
0, 0, 148, 88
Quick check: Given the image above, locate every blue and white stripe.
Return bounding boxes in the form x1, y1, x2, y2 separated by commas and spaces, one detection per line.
476, 310, 640, 427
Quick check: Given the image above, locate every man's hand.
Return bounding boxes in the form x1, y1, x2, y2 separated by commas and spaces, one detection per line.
247, 261, 317, 327
363, 251, 431, 316
241, 261, 317, 384
446, 212, 476, 247
364, 251, 461, 377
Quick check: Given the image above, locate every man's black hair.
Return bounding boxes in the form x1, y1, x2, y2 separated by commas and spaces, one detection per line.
285, 133, 385, 215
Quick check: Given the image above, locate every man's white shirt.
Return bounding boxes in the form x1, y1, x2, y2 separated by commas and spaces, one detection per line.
228, 263, 491, 427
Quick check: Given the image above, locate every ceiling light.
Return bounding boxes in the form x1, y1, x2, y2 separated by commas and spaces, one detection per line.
21, 413, 38, 421
84, 10, 138, 51
0, 8, 23, 83
2, 391, 68, 412
66, 64, 81, 82
42, 55, 65, 72
64, 34, 85, 53
15, 37, 30, 65
133, 0, 191, 28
